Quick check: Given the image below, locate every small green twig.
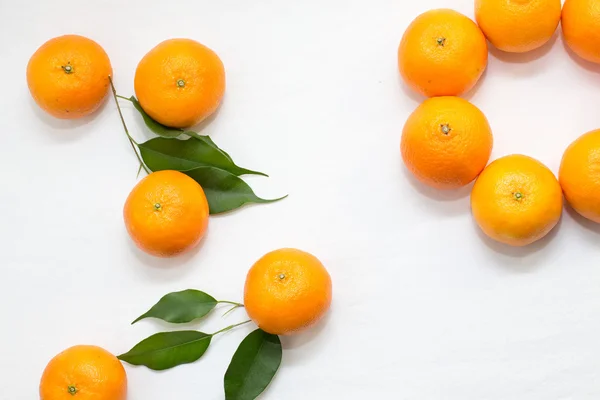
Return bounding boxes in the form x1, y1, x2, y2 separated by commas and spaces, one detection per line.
218, 300, 244, 307
136, 163, 144, 178
116, 94, 132, 102
108, 76, 150, 175
211, 320, 251, 336
218, 301, 244, 317
222, 304, 243, 318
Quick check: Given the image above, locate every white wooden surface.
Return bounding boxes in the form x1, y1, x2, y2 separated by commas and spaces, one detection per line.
2, 0, 600, 398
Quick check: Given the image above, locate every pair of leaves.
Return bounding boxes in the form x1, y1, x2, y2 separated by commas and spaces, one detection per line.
118, 328, 282, 399
120, 290, 224, 370
118, 289, 282, 399
138, 136, 265, 177
128, 96, 285, 214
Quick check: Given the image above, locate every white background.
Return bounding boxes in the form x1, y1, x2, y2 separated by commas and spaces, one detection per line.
1, 0, 600, 399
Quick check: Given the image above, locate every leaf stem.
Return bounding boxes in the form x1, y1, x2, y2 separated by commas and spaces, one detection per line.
211, 320, 251, 337
222, 304, 243, 318
218, 301, 244, 317
108, 76, 150, 174
116, 94, 133, 102
218, 300, 244, 307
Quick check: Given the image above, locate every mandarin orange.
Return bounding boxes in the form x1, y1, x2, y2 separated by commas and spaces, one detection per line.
123, 170, 209, 257
475, 0, 561, 53
562, 0, 600, 64
27, 35, 112, 119
244, 248, 332, 335
40, 345, 127, 400
401, 96, 493, 190
471, 155, 563, 246
559, 129, 600, 223
134, 38, 225, 128
398, 9, 488, 97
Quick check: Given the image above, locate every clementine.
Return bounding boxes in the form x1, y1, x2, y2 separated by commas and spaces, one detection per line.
244, 248, 332, 335
27, 35, 112, 119
134, 38, 225, 128
40, 345, 127, 400
475, 0, 561, 53
398, 9, 488, 97
562, 0, 600, 64
123, 170, 209, 257
471, 154, 563, 246
401, 96, 493, 190
559, 129, 600, 223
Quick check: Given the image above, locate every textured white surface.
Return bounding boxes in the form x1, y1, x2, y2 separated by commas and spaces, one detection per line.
2, 0, 600, 398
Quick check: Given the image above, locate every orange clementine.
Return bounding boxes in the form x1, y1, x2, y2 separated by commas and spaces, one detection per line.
401, 96, 493, 190
244, 248, 332, 335
134, 38, 225, 128
398, 9, 488, 97
123, 170, 209, 257
559, 129, 600, 223
40, 345, 127, 400
27, 35, 112, 119
475, 0, 561, 53
562, 0, 600, 64
471, 155, 563, 246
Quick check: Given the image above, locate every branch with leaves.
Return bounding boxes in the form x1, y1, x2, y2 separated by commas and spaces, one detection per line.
118, 289, 282, 400
108, 78, 286, 214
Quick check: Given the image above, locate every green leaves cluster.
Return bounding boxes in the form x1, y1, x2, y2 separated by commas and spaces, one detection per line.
119, 289, 282, 400
110, 82, 285, 214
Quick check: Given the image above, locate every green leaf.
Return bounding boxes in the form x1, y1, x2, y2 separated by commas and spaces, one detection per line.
132, 289, 218, 325
224, 329, 282, 400
129, 96, 183, 138
118, 331, 211, 371
138, 136, 267, 177
184, 167, 286, 214
201, 134, 235, 162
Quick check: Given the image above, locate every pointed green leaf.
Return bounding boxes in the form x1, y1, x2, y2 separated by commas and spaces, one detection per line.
199, 134, 235, 162
224, 329, 282, 400
138, 136, 267, 177
129, 96, 183, 138
132, 289, 218, 325
118, 331, 211, 371
184, 167, 286, 214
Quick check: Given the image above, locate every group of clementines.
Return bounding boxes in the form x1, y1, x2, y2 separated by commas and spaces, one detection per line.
24, 0, 600, 398
27, 25, 330, 400
399, 0, 600, 247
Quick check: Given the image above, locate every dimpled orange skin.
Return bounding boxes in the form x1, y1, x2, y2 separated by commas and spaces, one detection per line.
398, 9, 488, 97
559, 130, 600, 223
401, 96, 493, 190
39, 345, 127, 400
475, 0, 561, 53
134, 38, 225, 128
562, 0, 600, 64
27, 35, 112, 119
244, 248, 332, 335
471, 155, 563, 247
123, 170, 209, 258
